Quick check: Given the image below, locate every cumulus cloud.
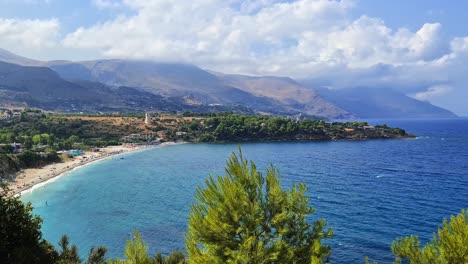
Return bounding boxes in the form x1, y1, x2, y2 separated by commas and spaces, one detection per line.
63, 0, 355, 69
61, 1, 453, 75
0, 18, 59, 49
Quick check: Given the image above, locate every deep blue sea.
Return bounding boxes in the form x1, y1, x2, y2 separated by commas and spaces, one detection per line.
22, 118, 468, 263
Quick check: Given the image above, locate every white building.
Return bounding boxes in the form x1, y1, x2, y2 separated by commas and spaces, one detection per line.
145, 112, 152, 125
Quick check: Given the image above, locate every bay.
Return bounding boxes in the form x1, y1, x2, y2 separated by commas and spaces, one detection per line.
22, 118, 468, 263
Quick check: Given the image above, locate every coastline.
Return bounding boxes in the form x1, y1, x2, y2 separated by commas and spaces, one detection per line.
11, 142, 182, 197
9, 133, 412, 197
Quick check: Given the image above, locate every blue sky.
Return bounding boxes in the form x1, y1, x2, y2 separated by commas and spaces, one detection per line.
0, 0, 467, 115
355, 1, 468, 37
0, 1, 123, 30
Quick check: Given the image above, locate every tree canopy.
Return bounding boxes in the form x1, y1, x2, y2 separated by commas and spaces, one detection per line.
109, 230, 186, 264
391, 209, 468, 264
0, 183, 57, 264
185, 149, 333, 264
0, 183, 107, 264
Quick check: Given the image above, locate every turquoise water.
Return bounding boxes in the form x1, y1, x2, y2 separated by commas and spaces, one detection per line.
22, 119, 468, 263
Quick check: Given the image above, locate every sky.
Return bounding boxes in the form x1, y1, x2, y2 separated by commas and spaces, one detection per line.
0, 0, 467, 115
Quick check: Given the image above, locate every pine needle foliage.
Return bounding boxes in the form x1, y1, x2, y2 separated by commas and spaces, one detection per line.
57, 235, 81, 264
110, 231, 186, 264
186, 148, 333, 264
86, 246, 108, 264
0, 183, 58, 264
391, 209, 468, 264
110, 230, 152, 264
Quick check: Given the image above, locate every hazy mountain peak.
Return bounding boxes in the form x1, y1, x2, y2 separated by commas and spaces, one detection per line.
0, 48, 43, 66
0, 49, 458, 119
316, 86, 457, 118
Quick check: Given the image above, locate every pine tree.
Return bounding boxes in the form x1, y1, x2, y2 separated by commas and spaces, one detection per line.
57, 235, 81, 264
185, 149, 333, 264
0, 183, 58, 264
110, 230, 153, 264
86, 246, 108, 264
391, 209, 468, 264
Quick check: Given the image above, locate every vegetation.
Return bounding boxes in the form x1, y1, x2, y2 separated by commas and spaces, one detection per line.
109, 231, 185, 264
0, 110, 411, 150
391, 209, 468, 264
0, 183, 57, 263
0, 110, 149, 178
186, 149, 333, 263
0, 110, 144, 148
161, 112, 410, 142
0, 183, 108, 264
0, 154, 20, 178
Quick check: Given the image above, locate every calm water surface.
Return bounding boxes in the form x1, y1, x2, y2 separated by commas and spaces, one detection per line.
22, 119, 468, 263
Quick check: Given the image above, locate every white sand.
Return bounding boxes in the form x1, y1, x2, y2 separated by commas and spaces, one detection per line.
9, 145, 155, 196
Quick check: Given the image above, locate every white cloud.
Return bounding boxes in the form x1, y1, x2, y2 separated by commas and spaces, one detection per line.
414, 85, 452, 101
63, 0, 355, 68
0, 18, 59, 49
93, 0, 122, 9
450, 37, 468, 53
62, 0, 452, 75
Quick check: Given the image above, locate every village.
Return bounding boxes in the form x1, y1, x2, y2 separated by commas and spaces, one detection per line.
0, 108, 23, 120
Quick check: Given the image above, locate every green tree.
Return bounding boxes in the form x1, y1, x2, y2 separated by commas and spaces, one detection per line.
109, 231, 186, 264
17, 150, 40, 168
68, 135, 80, 144
21, 135, 33, 149
110, 230, 152, 264
86, 246, 108, 264
0, 132, 15, 143
40, 133, 50, 145
185, 149, 333, 264
56, 235, 80, 264
32, 134, 42, 146
0, 183, 58, 264
391, 209, 468, 264
0, 183, 108, 264
154, 251, 186, 264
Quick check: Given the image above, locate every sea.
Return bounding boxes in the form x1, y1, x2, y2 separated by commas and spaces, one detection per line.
22, 118, 468, 263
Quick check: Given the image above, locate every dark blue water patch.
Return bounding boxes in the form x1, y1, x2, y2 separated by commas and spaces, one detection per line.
22, 119, 468, 264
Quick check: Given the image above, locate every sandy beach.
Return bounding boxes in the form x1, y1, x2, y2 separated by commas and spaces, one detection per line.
8, 143, 175, 196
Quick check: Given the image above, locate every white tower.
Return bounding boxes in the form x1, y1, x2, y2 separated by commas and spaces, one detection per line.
145, 112, 152, 125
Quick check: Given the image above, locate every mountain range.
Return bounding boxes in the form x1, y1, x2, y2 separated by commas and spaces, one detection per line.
316, 87, 456, 119
0, 48, 457, 119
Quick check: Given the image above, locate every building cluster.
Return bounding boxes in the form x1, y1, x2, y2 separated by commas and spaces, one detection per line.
0, 109, 22, 120
286, 113, 304, 122
57, 149, 85, 157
